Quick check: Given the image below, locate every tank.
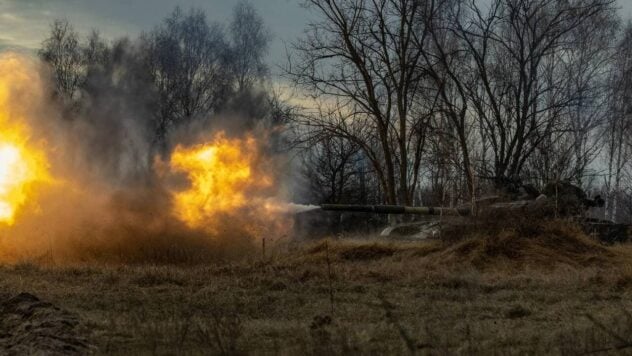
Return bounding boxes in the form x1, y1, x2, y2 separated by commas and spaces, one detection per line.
317, 181, 626, 243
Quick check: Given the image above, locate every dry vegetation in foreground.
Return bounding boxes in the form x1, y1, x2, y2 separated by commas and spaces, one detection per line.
2, 219, 632, 354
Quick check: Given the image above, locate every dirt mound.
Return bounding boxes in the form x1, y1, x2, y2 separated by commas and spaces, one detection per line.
433, 220, 616, 270
0, 293, 92, 355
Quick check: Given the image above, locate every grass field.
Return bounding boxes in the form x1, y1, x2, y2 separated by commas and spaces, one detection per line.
1, 219, 632, 355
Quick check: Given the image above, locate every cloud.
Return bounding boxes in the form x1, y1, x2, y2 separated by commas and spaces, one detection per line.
0, 0, 311, 68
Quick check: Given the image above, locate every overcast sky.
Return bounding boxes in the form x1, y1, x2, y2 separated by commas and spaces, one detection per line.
0, 0, 630, 69
0, 0, 312, 72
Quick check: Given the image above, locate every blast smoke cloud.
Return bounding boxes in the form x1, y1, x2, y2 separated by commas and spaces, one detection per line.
0, 52, 293, 265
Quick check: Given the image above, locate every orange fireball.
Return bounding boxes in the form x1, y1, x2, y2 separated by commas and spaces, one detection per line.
0, 55, 50, 225
169, 132, 273, 230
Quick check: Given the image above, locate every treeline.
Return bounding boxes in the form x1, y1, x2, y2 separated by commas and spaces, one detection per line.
286, 0, 632, 222
39, 2, 286, 172
38, 0, 632, 223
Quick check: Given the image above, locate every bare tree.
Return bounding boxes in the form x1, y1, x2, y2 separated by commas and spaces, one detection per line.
39, 19, 84, 111
563, 10, 618, 184
301, 135, 365, 203
604, 22, 632, 221
428, 0, 615, 190
288, 0, 432, 205
229, 1, 271, 92
413, 0, 478, 198
83, 30, 110, 68
142, 7, 232, 150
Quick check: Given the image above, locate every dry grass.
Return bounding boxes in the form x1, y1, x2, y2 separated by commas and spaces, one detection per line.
2, 219, 632, 354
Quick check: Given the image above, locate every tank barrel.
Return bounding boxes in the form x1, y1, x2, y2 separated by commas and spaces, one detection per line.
320, 204, 470, 216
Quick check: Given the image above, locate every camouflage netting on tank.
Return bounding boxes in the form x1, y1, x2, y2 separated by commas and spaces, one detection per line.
0, 293, 93, 355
